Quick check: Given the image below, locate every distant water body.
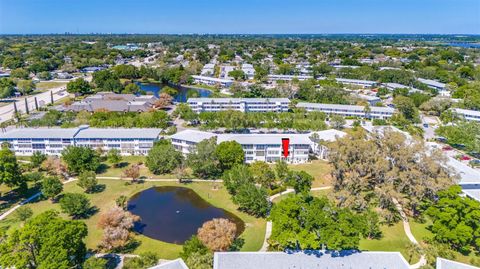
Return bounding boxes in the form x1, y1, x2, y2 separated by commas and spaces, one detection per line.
135, 82, 211, 102
446, 43, 480, 49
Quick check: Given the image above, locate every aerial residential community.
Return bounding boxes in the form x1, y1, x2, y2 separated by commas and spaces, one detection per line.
0, 1, 480, 269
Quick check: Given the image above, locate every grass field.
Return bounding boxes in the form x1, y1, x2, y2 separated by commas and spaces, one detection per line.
35, 81, 67, 91
0, 179, 266, 259
287, 160, 333, 187
359, 222, 421, 263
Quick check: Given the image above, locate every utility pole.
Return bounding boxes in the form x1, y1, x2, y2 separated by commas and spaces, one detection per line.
34, 97, 39, 110
24, 98, 29, 114
50, 91, 54, 104
13, 101, 18, 114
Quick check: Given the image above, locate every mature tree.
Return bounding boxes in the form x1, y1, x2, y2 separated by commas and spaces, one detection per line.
10, 68, 29, 79
162, 85, 179, 96
123, 83, 141, 94
425, 186, 480, 252
187, 137, 221, 179
154, 93, 174, 108
197, 218, 237, 251
436, 121, 480, 153
274, 160, 290, 181
180, 235, 209, 260
393, 95, 420, 123
123, 164, 140, 182
83, 257, 108, 269
269, 195, 368, 251
0, 145, 23, 188
174, 103, 198, 122
66, 78, 92, 95
107, 148, 122, 168
0, 210, 88, 268
330, 114, 346, 130
62, 146, 100, 174
115, 195, 128, 210
249, 161, 276, 189
223, 164, 253, 195
146, 140, 183, 174
60, 193, 91, 218
0, 78, 16, 98
286, 170, 313, 195
328, 129, 454, 220
92, 69, 123, 93
97, 206, 139, 251
185, 252, 213, 269
123, 252, 159, 269
15, 206, 33, 223
112, 64, 139, 79
41, 176, 63, 201
77, 171, 98, 193
215, 141, 244, 171
16, 79, 35, 95
41, 156, 68, 178
31, 151, 47, 168
233, 182, 270, 217
228, 69, 245, 80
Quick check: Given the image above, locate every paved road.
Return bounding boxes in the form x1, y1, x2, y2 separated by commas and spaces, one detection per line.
0, 85, 68, 124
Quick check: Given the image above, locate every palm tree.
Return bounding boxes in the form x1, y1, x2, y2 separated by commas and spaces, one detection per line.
406, 242, 422, 263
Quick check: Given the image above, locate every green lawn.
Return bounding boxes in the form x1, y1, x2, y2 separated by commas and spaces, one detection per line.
0, 179, 266, 259
35, 81, 67, 91
359, 222, 420, 264
287, 160, 333, 187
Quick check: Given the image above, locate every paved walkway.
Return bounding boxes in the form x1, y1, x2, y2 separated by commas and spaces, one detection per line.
0, 177, 76, 221
392, 198, 427, 269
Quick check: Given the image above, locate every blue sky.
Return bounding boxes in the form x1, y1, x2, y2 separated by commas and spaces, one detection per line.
1, 0, 479, 34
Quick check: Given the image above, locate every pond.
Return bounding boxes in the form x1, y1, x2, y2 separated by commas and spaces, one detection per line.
127, 186, 245, 244
135, 82, 212, 102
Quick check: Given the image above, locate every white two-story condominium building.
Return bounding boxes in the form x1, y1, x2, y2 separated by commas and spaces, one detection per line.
0, 126, 162, 156
187, 98, 290, 113
191, 75, 233, 87
296, 102, 395, 119
452, 108, 480, 122
170, 129, 346, 164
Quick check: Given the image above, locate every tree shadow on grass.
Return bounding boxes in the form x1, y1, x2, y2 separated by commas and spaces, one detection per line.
90, 184, 106, 194
96, 163, 109, 174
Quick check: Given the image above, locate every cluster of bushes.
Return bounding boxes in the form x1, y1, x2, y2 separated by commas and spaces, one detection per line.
28, 109, 171, 129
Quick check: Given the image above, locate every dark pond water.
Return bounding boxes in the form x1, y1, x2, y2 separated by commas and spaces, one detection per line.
127, 186, 245, 244
135, 82, 211, 102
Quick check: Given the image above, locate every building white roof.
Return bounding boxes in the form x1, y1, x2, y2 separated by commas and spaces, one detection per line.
309, 129, 347, 142
213, 251, 410, 269
0, 128, 81, 139
335, 78, 376, 85
354, 93, 381, 101
418, 78, 446, 88
453, 108, 480, 117
149, 259, 188, 269
74, 128, 162, 139
170, 130, 217, 143
217, 133, 313, 146
268, 74, 313, 80
187, 98, 290, 104
192, 75, 233, 84
436, 257, 479, 269
297, 102, 395, 114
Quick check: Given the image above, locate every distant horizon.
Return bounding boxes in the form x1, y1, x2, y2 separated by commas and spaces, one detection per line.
1, 0, 479, 35
1, 33, 480, 36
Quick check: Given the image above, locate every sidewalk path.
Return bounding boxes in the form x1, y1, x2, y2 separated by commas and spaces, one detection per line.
392, 198, 427, 268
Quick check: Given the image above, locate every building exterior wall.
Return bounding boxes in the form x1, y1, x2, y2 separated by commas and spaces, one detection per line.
170, 133, 312, 164
187, 98, 290, 113
297, 103, 394, 119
